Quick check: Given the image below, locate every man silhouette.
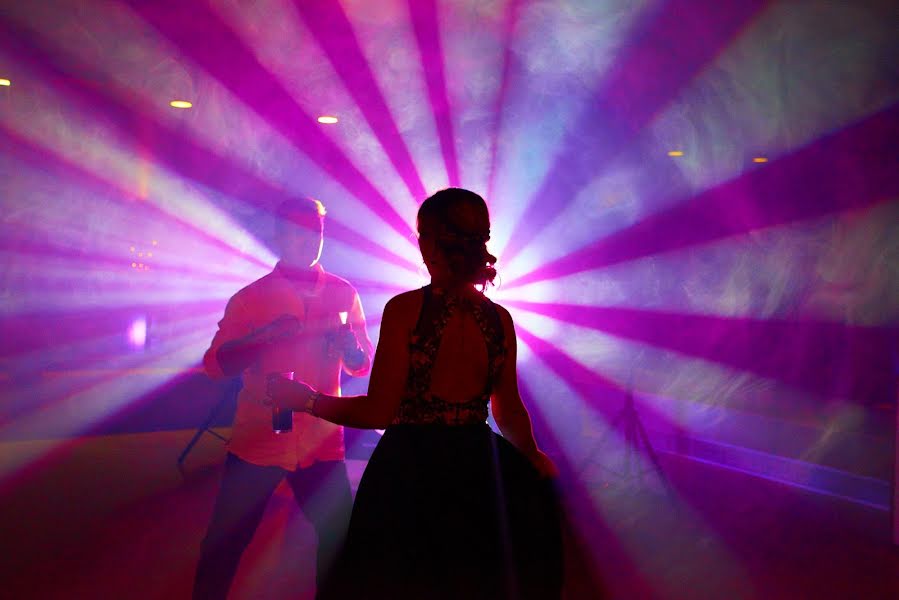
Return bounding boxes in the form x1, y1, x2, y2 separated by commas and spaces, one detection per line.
193, 197, 372, 599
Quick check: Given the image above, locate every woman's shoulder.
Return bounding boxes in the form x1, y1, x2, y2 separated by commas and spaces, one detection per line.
382, 288, 426, 323
386, 288, 425, 308
485, 296, 512, 322
484, 298, 515, 340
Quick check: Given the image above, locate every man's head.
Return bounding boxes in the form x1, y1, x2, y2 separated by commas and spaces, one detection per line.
275, 197, 326, 269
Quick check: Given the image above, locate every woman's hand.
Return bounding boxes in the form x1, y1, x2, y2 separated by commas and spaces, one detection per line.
266, 373, 314, 411
528, 450, 559, 479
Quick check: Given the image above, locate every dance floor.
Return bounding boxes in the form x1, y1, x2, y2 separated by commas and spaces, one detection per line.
1, 429, 896, 600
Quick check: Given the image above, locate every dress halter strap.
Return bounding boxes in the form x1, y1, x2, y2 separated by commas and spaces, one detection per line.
392, 285, 506, 426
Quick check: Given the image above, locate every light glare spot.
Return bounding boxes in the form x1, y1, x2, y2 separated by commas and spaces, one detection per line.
127, 317, 148, 349
0, 79, 10, 86
753, 157, 768, 163
317, 115, 339, 124
667, 150, 684, 157
170, 100, 193, 109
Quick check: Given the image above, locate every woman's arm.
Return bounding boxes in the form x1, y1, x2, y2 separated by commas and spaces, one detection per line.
268, 293, 412, 429
491, 306, 558, 477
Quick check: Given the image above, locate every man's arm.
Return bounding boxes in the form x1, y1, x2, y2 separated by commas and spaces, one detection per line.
203, 295, 251, 380
339, 291, 374, 376
203, 294, 299, 379
216, 314, 300, 376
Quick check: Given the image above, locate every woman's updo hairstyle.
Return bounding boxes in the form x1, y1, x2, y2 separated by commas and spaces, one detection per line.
417, 188, 497, 290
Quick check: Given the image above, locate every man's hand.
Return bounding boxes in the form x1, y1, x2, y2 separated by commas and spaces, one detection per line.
333, 324, 359, 354
329, 324, 365, 368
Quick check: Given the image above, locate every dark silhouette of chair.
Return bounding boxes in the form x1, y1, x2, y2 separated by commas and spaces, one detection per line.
177, 377, 240, 469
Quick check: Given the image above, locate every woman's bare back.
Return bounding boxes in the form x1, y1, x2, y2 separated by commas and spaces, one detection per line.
429, 306, 491, 404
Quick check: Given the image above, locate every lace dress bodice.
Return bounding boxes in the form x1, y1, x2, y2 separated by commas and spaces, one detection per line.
392, 285, 506, 426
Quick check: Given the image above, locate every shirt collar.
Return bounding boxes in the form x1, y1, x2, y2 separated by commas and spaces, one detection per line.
274, 261, 325, 295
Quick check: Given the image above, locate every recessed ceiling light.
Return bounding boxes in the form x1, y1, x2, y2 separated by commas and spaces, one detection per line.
170, 100, 192, 108
317, 115, 338, 124
667, 150, 684, 157
0, 79, 10, 86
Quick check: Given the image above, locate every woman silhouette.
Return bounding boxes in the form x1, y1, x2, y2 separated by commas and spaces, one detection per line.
268, 188, 562, 599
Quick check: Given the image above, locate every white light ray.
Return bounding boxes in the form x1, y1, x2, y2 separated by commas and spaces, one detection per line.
341, 0, 451, 195
0, 326, 212, 478
210, 0, 424, 252
647, 1, 899, 194
1, 0, 324, 215
0, 62, 276, 276
490, 0, 659, 252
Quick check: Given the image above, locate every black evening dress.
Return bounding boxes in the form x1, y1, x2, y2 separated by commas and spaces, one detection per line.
321, 286, 563, 600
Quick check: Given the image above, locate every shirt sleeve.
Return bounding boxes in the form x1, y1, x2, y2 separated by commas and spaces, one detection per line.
203, 292, 253, 380
344, 290, 374, 377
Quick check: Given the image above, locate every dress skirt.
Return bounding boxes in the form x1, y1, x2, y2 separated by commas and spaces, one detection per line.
320, 423, 563, 600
